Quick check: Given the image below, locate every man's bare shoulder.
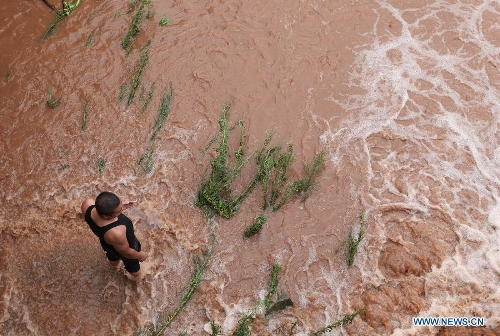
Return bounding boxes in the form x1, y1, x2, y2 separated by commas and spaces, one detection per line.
81, 199, 95, 214
103, 225, 127, 244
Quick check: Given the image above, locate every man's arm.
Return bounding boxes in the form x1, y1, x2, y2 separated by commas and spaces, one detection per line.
81, 199, 95, 215
104, 226, 148, 261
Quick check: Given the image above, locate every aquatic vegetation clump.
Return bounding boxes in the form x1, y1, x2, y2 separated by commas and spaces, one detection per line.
310, 307, 366, 335
149, 83, 173, 142
138, 83, 173, 174
139, 235, 216, 336
196, 104, 325, 237
270, 321, 298, 335
119, 84, 128, 102
141, 82, 155, 111
232, 264, 284, 334
60, 149, 69, 169
270, 150, 325, 211
86, 31, 94, 47
232, 314, 252, 336
210, 322, 222, 335
121, 0, 153, 51
159, 17, 170, 26
46, 87, 61, 108
96, 158, 106, 174
346, 211, 366, 266
263, 264, 281, 316
126, 0, 139, 13
81, 101, 89, 131
138, 148, 154, 174
40, 0, 81, 40
195, 105, 259, 218
244, 214, 267, 238
128, 39, 151, 106
5, 68, 11, 82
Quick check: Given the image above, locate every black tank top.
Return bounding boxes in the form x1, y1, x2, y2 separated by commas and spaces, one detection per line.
85, 205, 140, 254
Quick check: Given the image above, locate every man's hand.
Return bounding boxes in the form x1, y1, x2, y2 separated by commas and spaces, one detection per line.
122, 200, 137, 209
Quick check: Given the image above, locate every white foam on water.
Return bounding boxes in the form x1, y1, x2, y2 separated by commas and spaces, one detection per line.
317, 0, 500, 332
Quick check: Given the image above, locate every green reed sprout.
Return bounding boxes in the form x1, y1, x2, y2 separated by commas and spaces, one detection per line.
127, 39, 151, 106
143, 82, 155, 111
46, 87, 61, 108
140, 235, 216, 336
271, 151, 325, 211
119, 83, 128, 102
264, 264, 281, 316
244, 214, 267, 238
137, 84, 173, 174
121, 0, 152, 51
41, 0, 81, 40
96, 158, 106, 174
196, 104, 325, 238
149, 83, 173, 143
126, 0, 139, 13
271, 321, 298, 335
159, 17, 170, 26
60, 149, 69, 169
310, 307, 366, 335
210, 322, 222, 336
86, 31, 94, 47
195, 105, 260, 218
138, 147, 154, 174
232, 264, 283, 334
346, 211, 365, 266
81, 101, 89, 130
233, 314, 252, 336
5, 68, 11, 82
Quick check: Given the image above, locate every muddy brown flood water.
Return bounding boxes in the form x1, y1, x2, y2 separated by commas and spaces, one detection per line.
1, 0, 500, 335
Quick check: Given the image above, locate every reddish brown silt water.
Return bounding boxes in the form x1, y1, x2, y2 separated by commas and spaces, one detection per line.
1, 0, 500, 335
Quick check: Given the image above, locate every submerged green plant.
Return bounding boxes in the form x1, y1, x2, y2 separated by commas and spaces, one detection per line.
119, 83, 128, 102
159, 16, 170, 26
46, 87, 61, 108
138, 147, 154, 174
149, 83, 173, 142
60, 149, 69, 169
142, 82, 155, 111
233, 314, 252, 336
346, 211, 366, 266
244, 213, 267, 238
96, 158, 106, 174
126, 0, 139, 13
310, 307, 366, 335
195, 105, 259, 218
127, 39, 151, 106
270, 321, 298, 335
232, 264, 283, 335
81, 101, 89, 131
140, 235, 216, 336
196, 105, 325, 237
5, 68, 11, 82
264, 264, 281, 316
41, 0, 81, 40
271, 151, 325, 211
137, 84, 173, 174
121, 0, 153, 51
86, 31, 94, 47
210, 322, 222, 336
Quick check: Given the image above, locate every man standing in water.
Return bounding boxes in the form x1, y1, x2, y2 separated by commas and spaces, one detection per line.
81, 191, 148, 279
